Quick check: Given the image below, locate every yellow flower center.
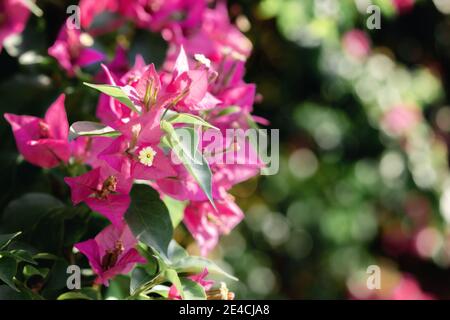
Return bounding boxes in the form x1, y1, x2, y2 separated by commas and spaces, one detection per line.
138, 146, 157, 167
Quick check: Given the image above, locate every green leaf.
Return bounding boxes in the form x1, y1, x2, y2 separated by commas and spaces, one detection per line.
130, 267, 153, 295
180, 278, 206, 300
161, 122, 215, 209
173, 256, 238, 281
0, 285, 29, 299
125, 184, 173, 258
166, 113, 219, 130
33, 253, 58, 261
215, 106, 241, 118
167, 241, 188, 263
41, 259, 69, 298
147, 285, 170, 298
162, 196, 187, 228
23, 265, 48, 278
83, 83, 140, 113
2, 194, 64, 234
69, 121, 120, 141
0, 256, 18, 291
0, 232, 22, 250
0, 249, 36, 265
57, 291, 93, 300
164, 268, 184, 299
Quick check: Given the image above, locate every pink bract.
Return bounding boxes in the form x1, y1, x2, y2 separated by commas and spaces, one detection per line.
48, 23, 105, 77
4, 94, 70, 168
75, 224, 146, 286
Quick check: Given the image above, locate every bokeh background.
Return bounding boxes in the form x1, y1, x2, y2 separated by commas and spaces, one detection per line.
3, 0, 450, 299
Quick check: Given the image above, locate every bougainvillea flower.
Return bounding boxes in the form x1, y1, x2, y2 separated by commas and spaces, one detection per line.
168, 268, 213, 300
0, 0, 31, 52
162, 46, 219, 112
99, 110, 176, 180
4, 94, 70, 168
65, 166, 132, 227
75, 223, 146, 286
168, 2, 252, 63
184, 194, 244, 256
126, 63, 164, 111
48, 24, 105, 76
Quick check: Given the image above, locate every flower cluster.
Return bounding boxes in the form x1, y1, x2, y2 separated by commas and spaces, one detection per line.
3, 0, 262, 288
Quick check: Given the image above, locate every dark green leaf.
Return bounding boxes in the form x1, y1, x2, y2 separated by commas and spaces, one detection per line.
125, 185, 173, 258
0, 249, 36, 265
0, 232, 22, 250
2, 194, 64, 234
0, 256, 17, 291
0, 285, 29, 300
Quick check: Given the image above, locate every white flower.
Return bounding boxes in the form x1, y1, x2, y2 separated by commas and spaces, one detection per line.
138, 146, 157, 167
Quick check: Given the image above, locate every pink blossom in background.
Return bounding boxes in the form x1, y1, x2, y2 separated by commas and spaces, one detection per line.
119, 0, 205, 32
79, 0, 119, 29
0, 0, 31, 52
184, 194, 244, 256
381, 104, 422, 137
392, 0, 415, 14
342, 29, 371, 60
168, 268, 213, 299
4, 94, 70, 168
167, 2, 252, 63
79, 0, 205, 32
75, 224, 146, 286
64, 166, 132, 227
389, 275, 434, 300
48, 24, 105, 76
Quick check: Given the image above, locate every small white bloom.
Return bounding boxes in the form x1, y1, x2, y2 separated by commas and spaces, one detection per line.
194, 53, 211, 68
138, 146, 157, 167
